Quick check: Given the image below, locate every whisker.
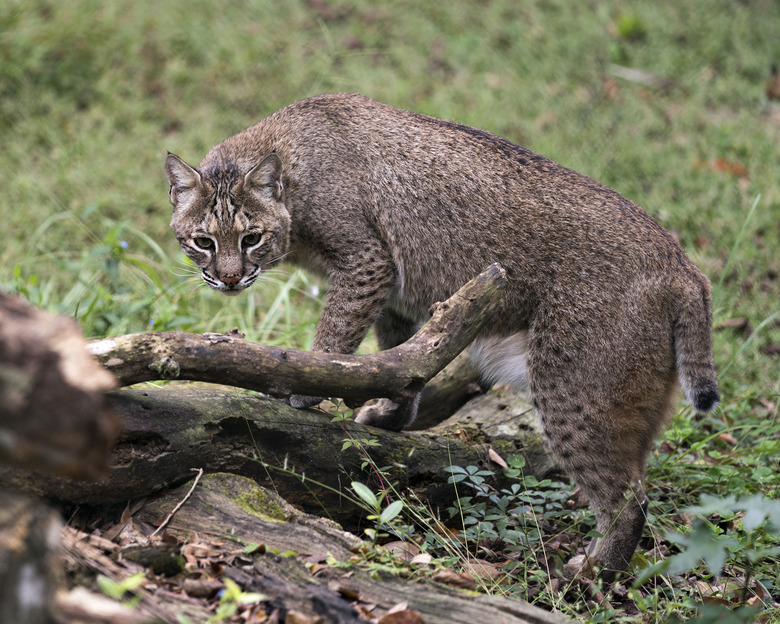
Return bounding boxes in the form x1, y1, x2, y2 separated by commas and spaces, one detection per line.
188, 281, 207, 297
269, 251, 291, 265
171, 267, 200, 277
262, 266, 290, 279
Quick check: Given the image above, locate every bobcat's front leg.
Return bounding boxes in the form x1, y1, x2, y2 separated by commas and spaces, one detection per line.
354, 307, 423, 430
287, 245, 396, 409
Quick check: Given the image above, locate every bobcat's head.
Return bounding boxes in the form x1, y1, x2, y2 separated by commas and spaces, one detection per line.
164, 152, 291, 296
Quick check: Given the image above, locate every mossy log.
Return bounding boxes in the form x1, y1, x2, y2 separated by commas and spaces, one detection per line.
1, 385, 554, 528
60, 472, 571, 624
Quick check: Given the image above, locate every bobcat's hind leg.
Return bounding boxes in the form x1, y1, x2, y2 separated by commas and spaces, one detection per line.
542, 409, 650, 582
531, 363, 680, 583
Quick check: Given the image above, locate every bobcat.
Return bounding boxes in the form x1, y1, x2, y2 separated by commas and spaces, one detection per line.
165, 93, 719, 581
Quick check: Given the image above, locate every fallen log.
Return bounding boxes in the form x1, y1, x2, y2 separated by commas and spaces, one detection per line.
0, 293, 121, 624
1, 385, 554, 527
1, 267, 570, 624
0, 491, 63, 624
86, 264, 506, 406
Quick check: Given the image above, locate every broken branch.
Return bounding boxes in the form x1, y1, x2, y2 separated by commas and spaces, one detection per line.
88, 264, 506, 404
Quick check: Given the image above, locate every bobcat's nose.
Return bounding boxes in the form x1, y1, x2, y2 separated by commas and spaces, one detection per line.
219, 274, 242, 287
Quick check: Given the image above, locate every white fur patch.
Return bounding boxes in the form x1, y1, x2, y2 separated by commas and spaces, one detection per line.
468, 332, 529, 390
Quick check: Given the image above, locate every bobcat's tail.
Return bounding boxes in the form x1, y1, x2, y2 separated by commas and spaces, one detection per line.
674, 282, 720, 413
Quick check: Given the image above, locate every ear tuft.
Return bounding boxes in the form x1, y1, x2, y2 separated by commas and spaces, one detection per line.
165, 153, 201, 191
244, 152, 284, 200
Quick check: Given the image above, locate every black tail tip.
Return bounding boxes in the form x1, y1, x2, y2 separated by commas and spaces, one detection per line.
692, 386, 720, 413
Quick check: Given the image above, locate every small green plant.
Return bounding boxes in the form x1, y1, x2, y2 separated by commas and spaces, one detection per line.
615, 13, 647, 41
207, 578, 266, 623
638, 494, 780, 597
97, 572, 146, 608
351, 480, 404, 544
445, 457, 576, 555
325, 400, 382, 454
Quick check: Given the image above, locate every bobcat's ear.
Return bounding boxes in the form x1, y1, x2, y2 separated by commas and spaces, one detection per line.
165, 153, 202, 207
244, 152, 284, 201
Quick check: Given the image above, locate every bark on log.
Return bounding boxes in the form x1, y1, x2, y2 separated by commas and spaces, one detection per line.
0, 292, 120, 479
86, 264, 506, 405
0, 385, 554, 527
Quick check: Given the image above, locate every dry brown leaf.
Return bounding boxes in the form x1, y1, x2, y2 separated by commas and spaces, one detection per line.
701, 595, 731, 607
658, 440, 676, 454
488, 447, 508, 469
762, 343, 780, 356
716, 317, 751, 336
465, 558, 504, 582
355, 603, 377, 618
285, 610, 324, 624
335, 585, 360, 601
713, 158, 749, 179
181, 577, 223, 598
716, 432, 738, 445
378, 606, 426, 624
80, 531, 120, 554
431, 525, 464, 543
304, 551, 329, 564
431, 569, 477, 590
386, 602, 409, 614
384, 541, 421, 562
307, 562, 330, 575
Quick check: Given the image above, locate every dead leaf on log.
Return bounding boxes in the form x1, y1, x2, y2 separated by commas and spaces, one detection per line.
286, 610, 327, 624
488, 447, 509, 468
378, 607, 427, 624
384, 541, 421, 562
432, 568, 478, 590
410, 553, 433, 565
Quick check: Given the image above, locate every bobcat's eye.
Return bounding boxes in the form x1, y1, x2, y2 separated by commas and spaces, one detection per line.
193, 237, 214, 250
242, 232, 262, 247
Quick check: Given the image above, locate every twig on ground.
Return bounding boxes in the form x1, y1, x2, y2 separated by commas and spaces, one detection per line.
150, 467, 204, 539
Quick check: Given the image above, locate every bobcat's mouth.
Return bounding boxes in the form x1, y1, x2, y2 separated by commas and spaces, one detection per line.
220, 286, 244, 297
214, 274, 258, 296
201, 271, 252, 295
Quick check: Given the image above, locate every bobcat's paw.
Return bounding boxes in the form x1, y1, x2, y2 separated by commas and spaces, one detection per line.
355, 396, 419, 432
285, 394, 325, 409
563, 554, 596, 580
355, 398, 401, 428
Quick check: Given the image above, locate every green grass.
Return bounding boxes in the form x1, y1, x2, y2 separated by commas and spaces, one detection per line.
2, 0, 779, 621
